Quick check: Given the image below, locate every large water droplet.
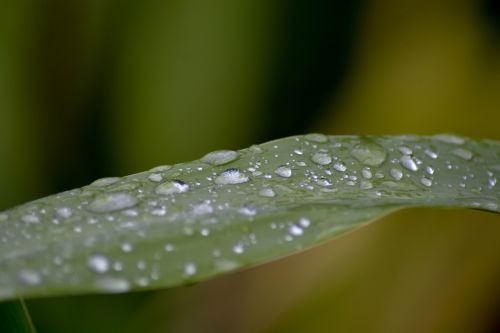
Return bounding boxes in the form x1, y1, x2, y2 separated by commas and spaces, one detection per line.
215, 168, 250, 185
333, 162, 347, 172
289, 224, 304, 236
88, 255, 110, 274
400, 155, 418, 171
311, 152, 332, 165
351, 142, 387, 167
155, 180, 189, 195
361, 168, 372, 179
148, 173, 163, 182
201, 150, 240, 166
88, 193, 138, 213
420, 177, 433, 187
259, 188, 276, 197
275, 166, 292, 178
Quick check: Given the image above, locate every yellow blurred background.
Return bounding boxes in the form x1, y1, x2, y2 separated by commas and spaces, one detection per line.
1, 0, 499, 332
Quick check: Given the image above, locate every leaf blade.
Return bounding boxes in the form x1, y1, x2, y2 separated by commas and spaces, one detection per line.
0, 134, 498, 300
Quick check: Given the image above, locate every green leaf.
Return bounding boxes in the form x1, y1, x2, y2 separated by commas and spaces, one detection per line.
0, 134, 498, 301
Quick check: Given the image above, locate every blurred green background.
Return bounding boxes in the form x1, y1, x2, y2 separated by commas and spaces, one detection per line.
1, 0, 500, 332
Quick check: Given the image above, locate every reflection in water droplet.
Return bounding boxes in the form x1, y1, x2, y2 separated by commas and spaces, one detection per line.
88, 193, 138, 213
215, 168, 250, 185
275, 166, 292, 178
88, 255, 110, 274
400, 155, 418, 171
201, 150, 240, 166
351, 142, 387, 167
156, 180, 189, 195
452, 148, 473, 160
311, 152, 332, 165
390, 168, 403, 180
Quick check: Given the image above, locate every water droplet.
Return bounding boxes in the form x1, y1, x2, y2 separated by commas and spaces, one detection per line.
148, 173, 163, 182
425, 166, 435, 175
452, 148, 473, 160
215, 168, 250, 185
88, 255, 110, 274
201, 150, 240, 166
361, 168, 372, 179
275, 166, 292, 178
360, 180, 373, 189
238, 205, 257, 216
121, 243, 133, 253
398, 146, 413, 155
420, 177, 433, 187
0, 213, 8, 221
56, 207, 73, 219
299, 217, 310, 228
184, 262, 197, 276
164, 243, 175, 252
316, 177, 332, 187
18, 269, 41, 286
259, 188, 276, 197
311, 152, 332, 165
90, 177, 121, 187
21, 214, 40, 224
390, 168, 403, 180
400, 155, 418, 171
88, 193, 138, 213
351, 142, 387, 167
488, 177, 497, 187
424, 149, 438, 159
96, 277, 130, 293
305, 133, 328, 143
192, 201, 213, 215
232, 243, 245, 254
289, 225, 303, 236
155, 180, 189, 195
150, 207, 167, 216
149, 165, 171, 172
434, 134, 465, 145
333, 162, 347, 172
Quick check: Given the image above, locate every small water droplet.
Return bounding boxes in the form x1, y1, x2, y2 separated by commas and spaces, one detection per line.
275, 166, 292, 178
434, 134, 465, 145
201, 150, 240, 166
215, 168, 250, 185
400, 155, 418, 171
398, 146, 413, 155
56, 207, 73, 219
333, 162, 347, 172
232, 243, 245, 254
121, 243, 133, 253
305, 133, 328, 143
360, 180, 373, 189
88, 193, 138, 213
88, 255, 110, 274
90, 177, 121, 187
259, 188, 276, 197
390, 168, 403, 180
148, 173, 163, 182
184, 262, 197, 276
425, 166, 435, 175
488, 177, 497, 187
164, 243, 175, 252
192, 200, 213, 215
299, 217, 310, 228
289, 225, 304, 236
21, 214, 40, 224
238, 205, 257, 216
96, 277, 130, 293
351, 142, 387, 167
155, 180, 189, 195
361, 168, 372, 179
311, 152, 332, 165
18, 269, 41, 286
420, 177, 433, 187
424, 149, 438, 159
452, 148, 473, 160
149, 165, 172, 172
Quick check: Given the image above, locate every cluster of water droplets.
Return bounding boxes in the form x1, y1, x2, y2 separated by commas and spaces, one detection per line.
0, 133, 498, 299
